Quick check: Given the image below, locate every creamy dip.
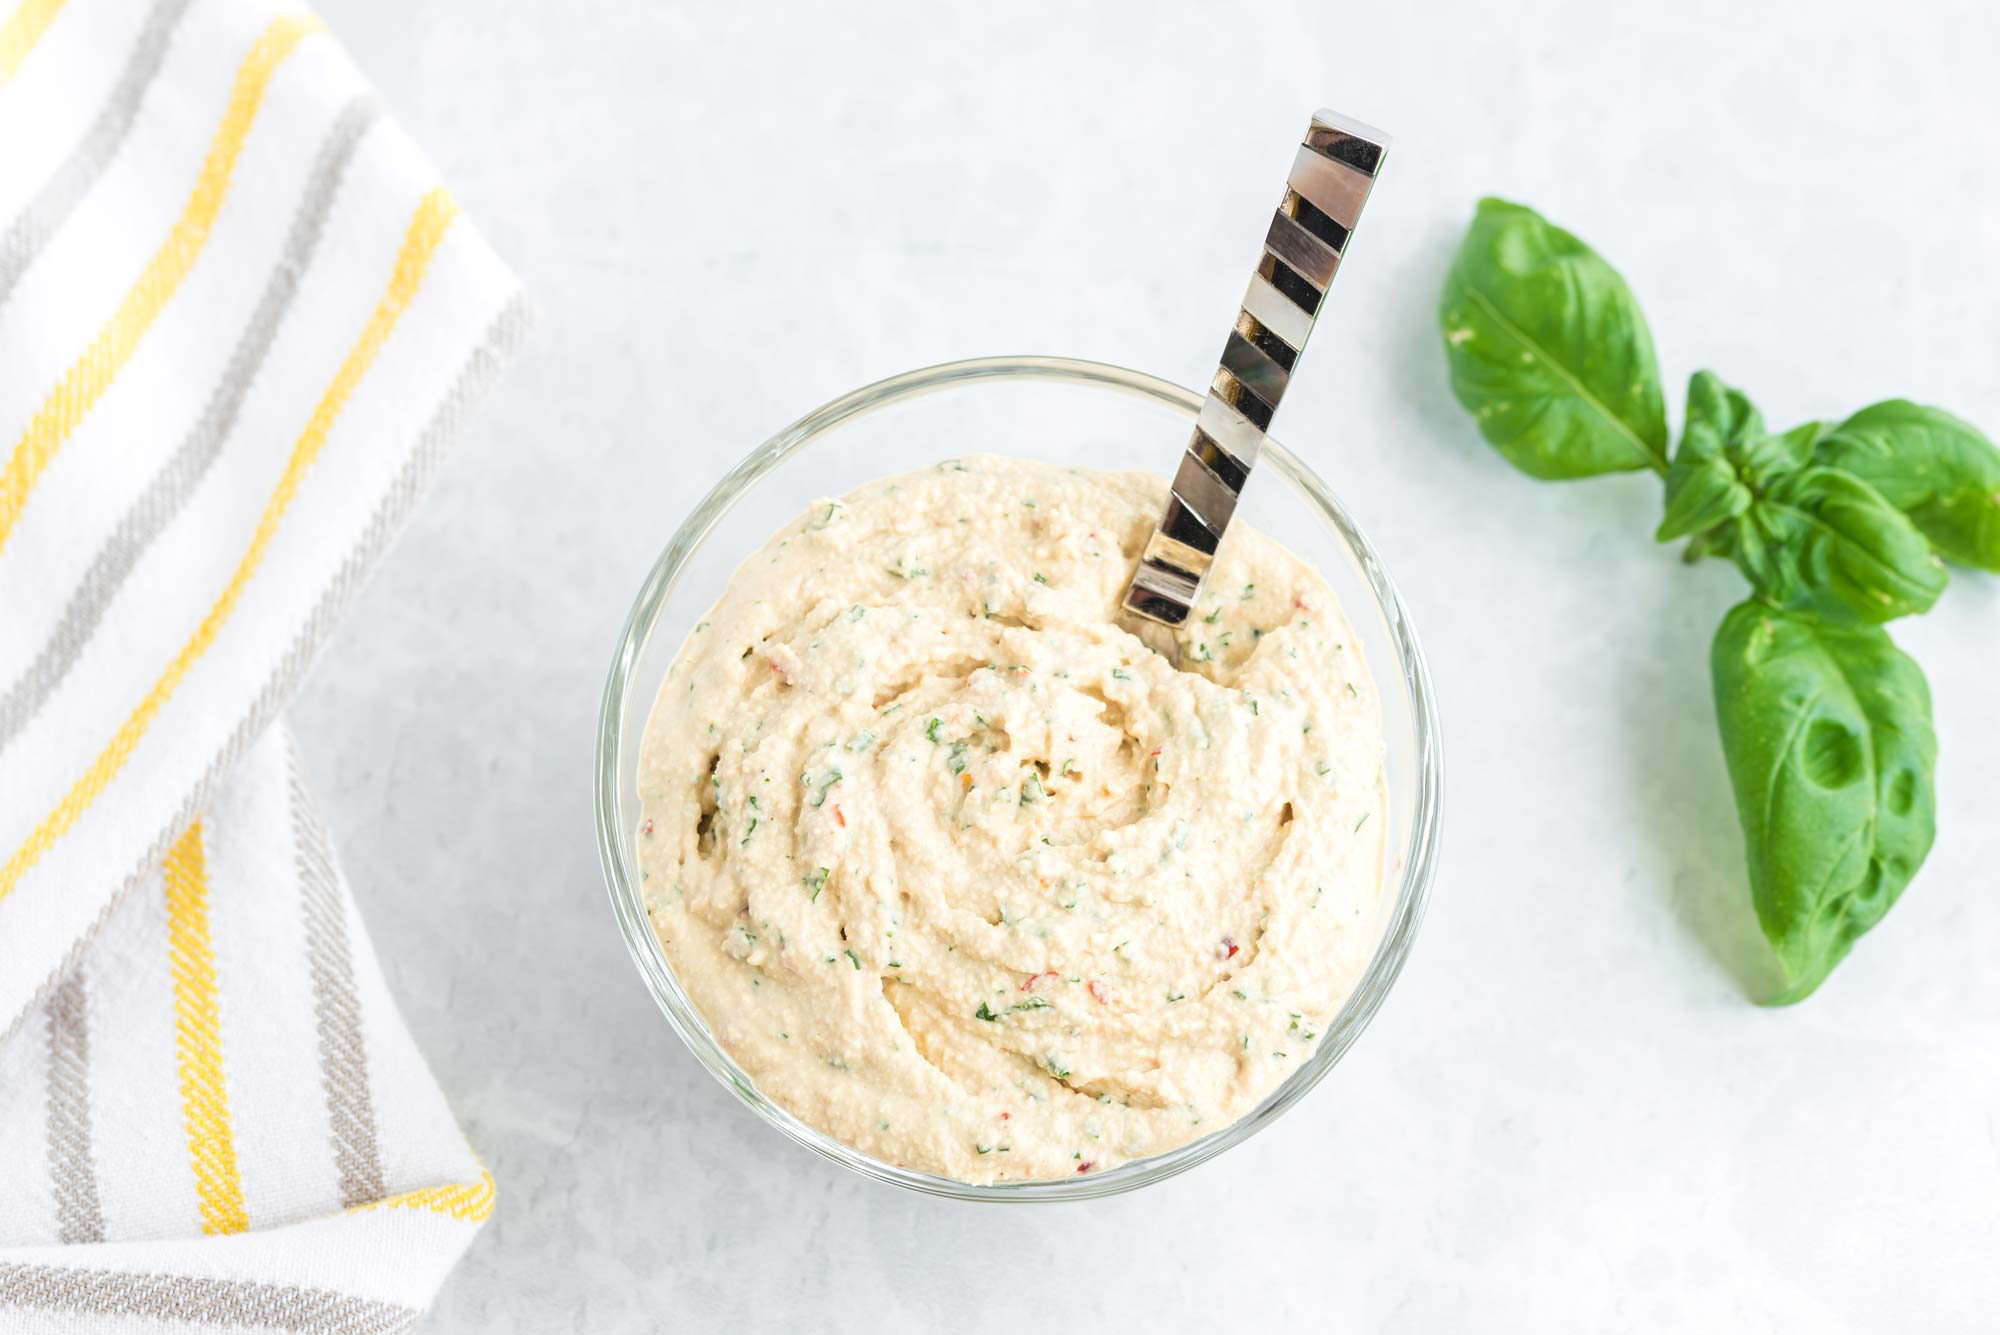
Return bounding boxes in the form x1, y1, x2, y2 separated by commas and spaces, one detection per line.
636, 456, 1386, 1183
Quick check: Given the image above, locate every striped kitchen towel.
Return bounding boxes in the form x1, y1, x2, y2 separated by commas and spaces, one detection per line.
0, 0, 526, 1327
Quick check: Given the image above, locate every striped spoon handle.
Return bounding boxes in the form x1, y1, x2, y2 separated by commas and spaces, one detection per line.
1122, 108, 1391, 626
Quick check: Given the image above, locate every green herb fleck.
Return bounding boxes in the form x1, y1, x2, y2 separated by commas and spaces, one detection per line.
804, 768, 843, 807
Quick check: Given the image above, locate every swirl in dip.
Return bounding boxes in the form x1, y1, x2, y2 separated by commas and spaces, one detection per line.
636, 456, 1386, 1183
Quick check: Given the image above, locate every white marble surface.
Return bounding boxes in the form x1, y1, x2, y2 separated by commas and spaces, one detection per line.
294, 1, 2000, 1328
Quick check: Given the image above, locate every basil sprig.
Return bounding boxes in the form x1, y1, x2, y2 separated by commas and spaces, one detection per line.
1438, 197, 1995, 1002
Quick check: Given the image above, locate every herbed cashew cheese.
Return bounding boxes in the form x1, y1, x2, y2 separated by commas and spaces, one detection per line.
636, 456, 1387, 1183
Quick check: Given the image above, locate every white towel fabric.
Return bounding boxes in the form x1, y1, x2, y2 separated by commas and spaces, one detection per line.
0, 0, 526, 1325
0, 728, 498, 1330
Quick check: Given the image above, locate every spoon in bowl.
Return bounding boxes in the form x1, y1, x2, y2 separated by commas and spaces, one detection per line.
1122, 108, 1391, 626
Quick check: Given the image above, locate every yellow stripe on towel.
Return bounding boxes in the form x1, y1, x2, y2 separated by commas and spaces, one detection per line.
164, 819, 248, 1236
350, 1169, 498, 1223
0, 13, 322, 552
0, 188, 459, 905
0, 0, 68, 83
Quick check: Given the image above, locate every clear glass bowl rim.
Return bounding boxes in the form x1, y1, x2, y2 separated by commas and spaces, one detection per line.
595, 354, 1444, 1202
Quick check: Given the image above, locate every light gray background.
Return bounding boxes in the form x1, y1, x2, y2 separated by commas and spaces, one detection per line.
297, 1, 2000, 1329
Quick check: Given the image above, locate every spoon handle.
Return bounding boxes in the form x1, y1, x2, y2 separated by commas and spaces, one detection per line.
1123, 108, 1391, 626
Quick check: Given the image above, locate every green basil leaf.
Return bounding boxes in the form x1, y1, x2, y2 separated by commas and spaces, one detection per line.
1438, 198, 1668, 480
1711, 602, 1935, 1003
1656, 371, 1761, 541
1732, 459, 1946, 623
1815, 399, 2000, 571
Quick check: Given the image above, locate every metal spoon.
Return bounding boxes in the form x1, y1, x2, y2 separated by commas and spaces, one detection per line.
1122, 108, 1391, 626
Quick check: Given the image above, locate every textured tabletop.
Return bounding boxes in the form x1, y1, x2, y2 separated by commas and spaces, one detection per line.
299, 1, 2000, 1328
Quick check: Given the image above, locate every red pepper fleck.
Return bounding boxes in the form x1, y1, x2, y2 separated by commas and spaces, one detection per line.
1076, 1161, 1094, 1174
1148, 747, 1162, 758
1219, 935, 1239, 960
1087, 979, 1111, 1004
833, 804, 846, 828
1000, 1111, 1011, 1120
641, 819, 655, 836
1022, 970, 1060, 992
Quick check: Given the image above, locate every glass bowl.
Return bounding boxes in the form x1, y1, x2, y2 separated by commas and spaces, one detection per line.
595, 355, 1442, 1201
